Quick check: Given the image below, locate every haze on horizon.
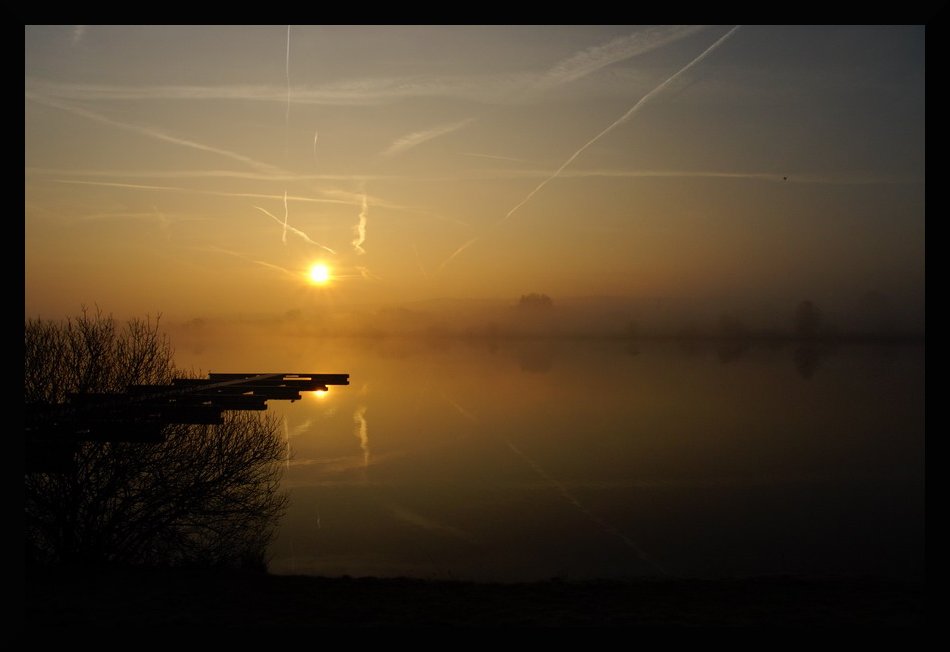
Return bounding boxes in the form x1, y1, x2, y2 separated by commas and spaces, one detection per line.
25, 26, 924, 331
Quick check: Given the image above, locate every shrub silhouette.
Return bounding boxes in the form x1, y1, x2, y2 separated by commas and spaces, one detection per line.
25, 308, 288, 570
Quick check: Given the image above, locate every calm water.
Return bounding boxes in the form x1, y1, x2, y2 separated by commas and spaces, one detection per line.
173, 332, 924, 582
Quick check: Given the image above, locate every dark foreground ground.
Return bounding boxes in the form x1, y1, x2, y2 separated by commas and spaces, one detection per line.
25, 566, 923, 627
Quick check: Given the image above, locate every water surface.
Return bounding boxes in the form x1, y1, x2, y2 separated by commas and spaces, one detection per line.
174, 333, 924, 582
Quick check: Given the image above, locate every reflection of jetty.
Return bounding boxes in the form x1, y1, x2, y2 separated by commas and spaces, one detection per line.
26, 373, 349, 470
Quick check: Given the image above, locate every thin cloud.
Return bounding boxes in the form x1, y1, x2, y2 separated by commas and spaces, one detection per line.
488, 168, 917, 185
37, 165, 913, 185
47, 177, 475, 228
29, 166, 393, 182
355, 266, 382, 281
353, 406, 369, 472
52, 179, 355, 206
536, 25, 707, 90
380, 118, 476, 158
352, 190, 368, 254
26, 74, 533, 106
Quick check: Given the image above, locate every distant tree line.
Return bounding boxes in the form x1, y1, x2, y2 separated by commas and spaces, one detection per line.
517, 293, 553, 310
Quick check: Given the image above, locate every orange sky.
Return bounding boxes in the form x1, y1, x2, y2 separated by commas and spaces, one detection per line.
25, 26, 924, 326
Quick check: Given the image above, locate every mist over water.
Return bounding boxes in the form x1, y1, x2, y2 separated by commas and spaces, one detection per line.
171, 327, 923, 582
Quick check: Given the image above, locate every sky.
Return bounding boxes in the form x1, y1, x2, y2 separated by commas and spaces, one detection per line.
25, 25, 925, 325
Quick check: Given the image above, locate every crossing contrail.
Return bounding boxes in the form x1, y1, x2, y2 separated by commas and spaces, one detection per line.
502, 26, 741, 224
253, 204, 336, 253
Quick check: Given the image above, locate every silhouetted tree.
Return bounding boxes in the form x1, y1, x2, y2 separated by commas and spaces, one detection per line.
25, 308, 288, 570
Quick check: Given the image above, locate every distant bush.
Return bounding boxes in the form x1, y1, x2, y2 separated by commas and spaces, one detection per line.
517, 293, 553, 310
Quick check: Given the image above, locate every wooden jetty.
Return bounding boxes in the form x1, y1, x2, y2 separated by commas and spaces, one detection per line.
25, 372, 349, 471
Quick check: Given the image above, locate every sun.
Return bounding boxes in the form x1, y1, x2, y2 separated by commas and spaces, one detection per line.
308, 263, 331, 285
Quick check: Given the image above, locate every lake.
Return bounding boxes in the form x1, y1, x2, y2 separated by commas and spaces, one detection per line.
172, 331, 924, 582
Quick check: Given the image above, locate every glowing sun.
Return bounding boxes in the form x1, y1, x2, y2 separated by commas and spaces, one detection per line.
308, 263, 331, 285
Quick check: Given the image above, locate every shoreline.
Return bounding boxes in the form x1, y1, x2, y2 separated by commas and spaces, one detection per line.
26, 566, 924, 626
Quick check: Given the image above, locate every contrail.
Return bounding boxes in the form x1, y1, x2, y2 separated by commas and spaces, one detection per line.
76, 209, 170, 224
352, 188, 368, 254
206, 246, 300, 278
25, 74, 527, 106
443, 393, 477, 422
54, 178, 359, 206
282, 190, 289, 244
438, 236, 479, 272
390, 505, 476, 542
380, 118, 475, 158
503, 438, 669, 576
460, 152, 527, 163
71, 25, 86, 46
252, 205, 336, 253
51, 179, 196, 193
249, 259, 298, 277
38, 167, 370, 182
285, 25, 292, 134
313, 129, 319, 165
502, 25, 741, 224
282, 28, 294, 248
27, 92, 283, 175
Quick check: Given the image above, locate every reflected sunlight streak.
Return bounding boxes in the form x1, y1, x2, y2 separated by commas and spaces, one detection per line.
353, 406, 370, 474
